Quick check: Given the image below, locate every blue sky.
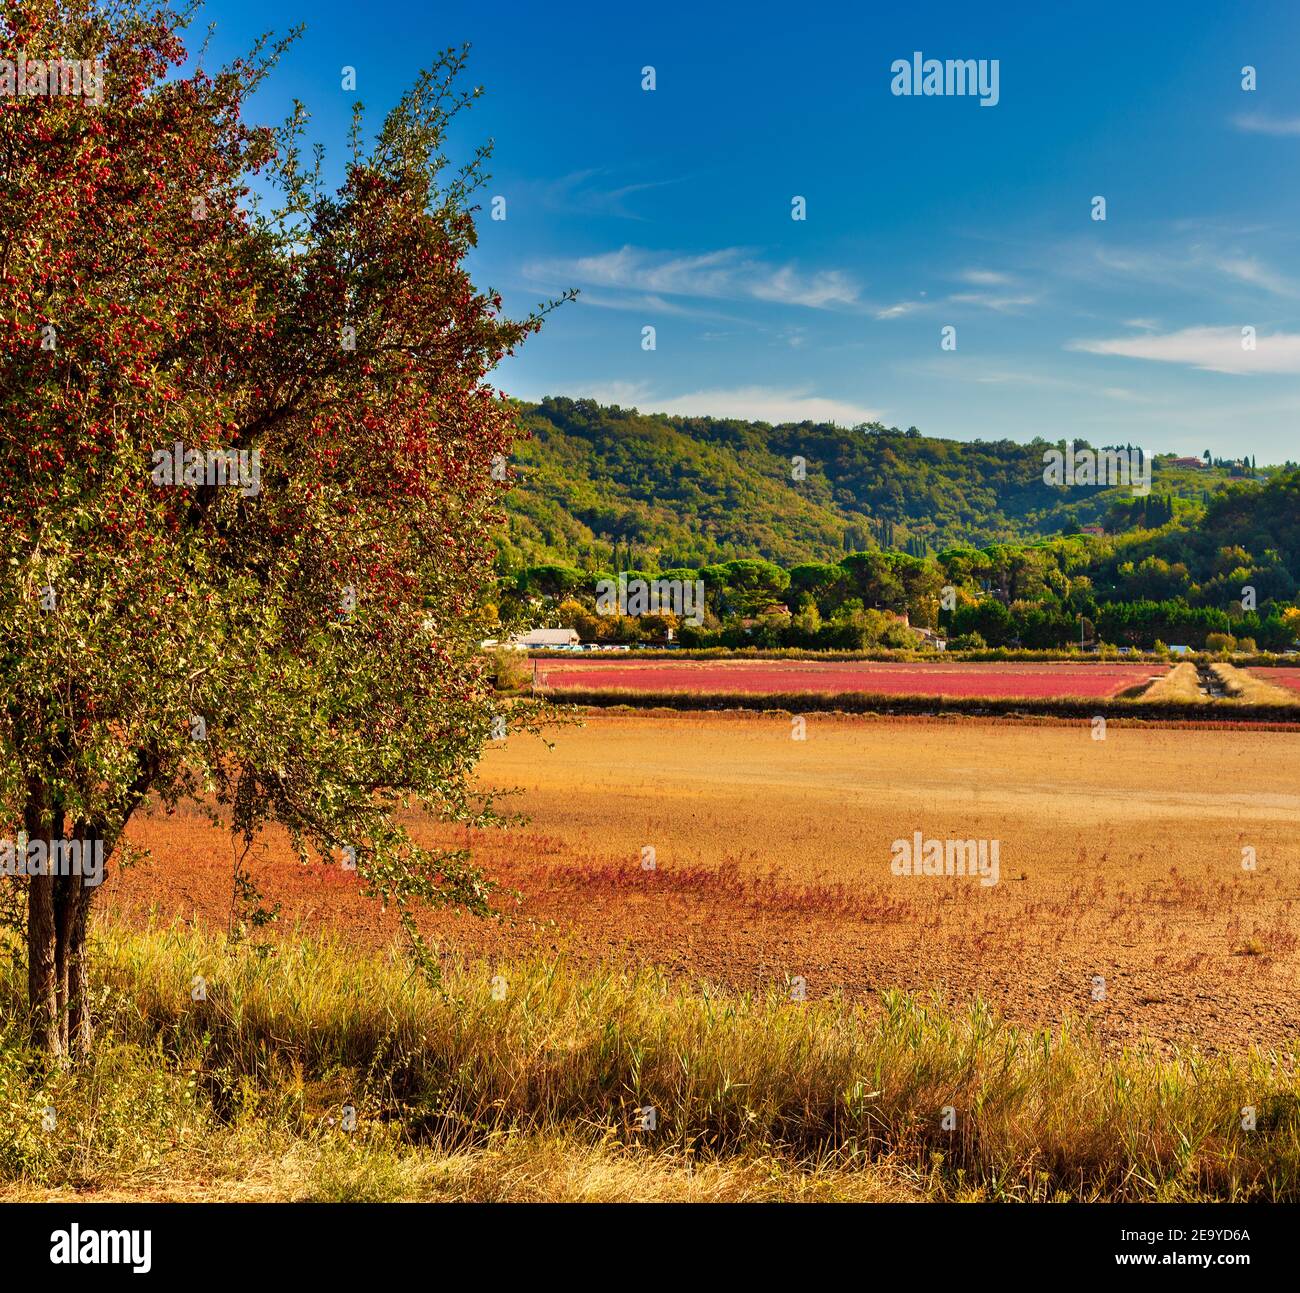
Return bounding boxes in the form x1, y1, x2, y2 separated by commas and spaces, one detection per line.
203, 0, 1300, 460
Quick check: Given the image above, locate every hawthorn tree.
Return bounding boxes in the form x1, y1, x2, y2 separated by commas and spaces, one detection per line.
1, 1, 558, 1056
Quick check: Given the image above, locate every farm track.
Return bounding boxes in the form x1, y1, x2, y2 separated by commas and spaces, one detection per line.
529, 658, 1300, 722
541, 686, 1300, 724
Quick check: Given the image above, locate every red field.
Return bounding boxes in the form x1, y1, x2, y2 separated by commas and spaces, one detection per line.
1254, 667, 1300, 695
535, 658, 1163, 700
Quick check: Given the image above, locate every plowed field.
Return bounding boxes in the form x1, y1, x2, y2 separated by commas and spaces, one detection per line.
109, 711, 1300, 1055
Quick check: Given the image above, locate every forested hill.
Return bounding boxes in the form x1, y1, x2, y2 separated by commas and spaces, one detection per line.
500, 397, 1276, 569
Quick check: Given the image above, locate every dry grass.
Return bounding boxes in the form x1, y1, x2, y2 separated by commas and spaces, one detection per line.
1211, 663, 1298, 706
1139, 661, 1206, 703
2, 922, 1299, 1201
0, 1129, 920, 1203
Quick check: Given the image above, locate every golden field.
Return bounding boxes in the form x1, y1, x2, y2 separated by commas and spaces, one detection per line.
112, 710, 1300, 1055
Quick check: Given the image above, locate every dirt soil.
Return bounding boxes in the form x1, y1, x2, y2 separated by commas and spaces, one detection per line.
109, 711, 1300, 1056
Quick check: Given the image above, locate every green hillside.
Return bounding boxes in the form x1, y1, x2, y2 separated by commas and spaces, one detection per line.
501, 397, 1275, 569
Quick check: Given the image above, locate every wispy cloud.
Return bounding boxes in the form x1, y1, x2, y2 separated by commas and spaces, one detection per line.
511, 169, 684, 220
875, 300, 925, 320
938, 265, 1038, 312
549, 381, 880, 425
1078, 241, 1299, 298
921, 361, 1151, 402
549, 380, 655, 407
956, 268, 1013, 286
525, 245, 862, 310
646, 386, 881, 424
1232, 112, 1300, 137
1071, 326, 1300, 375
947, 291, 1041, 313
574, 291, 746, 322
1211, 254, 1299, 296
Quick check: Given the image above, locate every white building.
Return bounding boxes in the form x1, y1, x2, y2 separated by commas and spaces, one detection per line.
500, 628, 580, 650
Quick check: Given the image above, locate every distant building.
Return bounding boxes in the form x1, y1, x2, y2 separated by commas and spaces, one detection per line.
740, 604, 793, 630
501, 628, 580, 650
1080, 524, 1105, 537
1170, 457, 1206, 469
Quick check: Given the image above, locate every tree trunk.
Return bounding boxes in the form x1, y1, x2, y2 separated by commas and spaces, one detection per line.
67, 879, 95, 1055
24, 795, 63, 1055
24, 809, 104, 1059
26, 871, 62, 1056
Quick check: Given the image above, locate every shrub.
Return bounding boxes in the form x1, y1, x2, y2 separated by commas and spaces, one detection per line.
489, 649, 532, 692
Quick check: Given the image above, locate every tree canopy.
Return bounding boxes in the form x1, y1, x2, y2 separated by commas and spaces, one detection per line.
1, 1, 551, 1054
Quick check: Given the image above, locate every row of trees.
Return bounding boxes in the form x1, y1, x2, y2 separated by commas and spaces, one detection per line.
502, 521, 1300, 651
507, 469, 1300, 625
947, 600, 1297, 652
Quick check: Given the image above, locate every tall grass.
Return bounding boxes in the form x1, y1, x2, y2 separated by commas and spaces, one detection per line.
1, 920, 1297, 1200
1139, 661, 1206, 704
1209, 663, 1296, 706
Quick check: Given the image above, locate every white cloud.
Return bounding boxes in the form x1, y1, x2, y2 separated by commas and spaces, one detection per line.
509, 169, 684, 220
875, 300, 924, 320
1232, 112, 1300, 137
1086, 243, 1297, 297
641, 386, 881, 425
962, 368, 1150, 401
576, 291, 738, 319
525, 245, 861, 310
551, 380, 656, 407
520, 381, 879, 423
948, 291, 1041, 313
1071, 326, 1300, 375
1212, 255, 1298, 297
957, 268, 1012, 286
